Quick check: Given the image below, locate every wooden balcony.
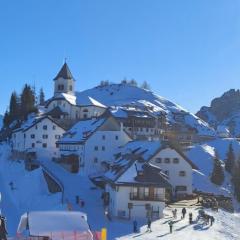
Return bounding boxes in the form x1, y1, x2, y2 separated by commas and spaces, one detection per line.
129, 193, 165, 202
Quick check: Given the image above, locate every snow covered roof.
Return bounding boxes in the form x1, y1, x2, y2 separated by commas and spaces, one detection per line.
17, 211, 92, 238
45, 93, 106, 108
57, 117, 107, 144
104, 140, 198, 184
13, 115, 67, 133
53, 62, 74, 80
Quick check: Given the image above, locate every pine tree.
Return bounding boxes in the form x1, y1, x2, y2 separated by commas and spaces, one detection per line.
129, 79, 137, 87
232, 160, 240, 201
20, 84, 37, 119
211, 153, 224, 185
141, 81, 151, 90
225, 143, 235, 174
39, 88, 45, 106
3, 110, 11, 127
9, 91, 20, 122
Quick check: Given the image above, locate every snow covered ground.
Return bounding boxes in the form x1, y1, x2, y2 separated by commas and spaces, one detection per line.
0, 142, 240, 239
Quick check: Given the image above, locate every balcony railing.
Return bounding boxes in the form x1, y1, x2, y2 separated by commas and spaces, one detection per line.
129, 193, 165, 202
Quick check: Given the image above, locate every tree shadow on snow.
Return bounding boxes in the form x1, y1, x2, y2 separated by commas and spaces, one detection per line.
157, 232, 171, 238
175, 224, 189, 231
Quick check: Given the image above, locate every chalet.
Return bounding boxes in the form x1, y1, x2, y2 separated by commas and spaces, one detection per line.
102, 140, 198, 219
11, 115, 66, 159
56, 113, 132, 175
103, 140, 172, 219
111, 106, 166, 140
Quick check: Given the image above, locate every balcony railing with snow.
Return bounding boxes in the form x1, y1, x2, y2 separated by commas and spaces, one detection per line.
129, 193, 165, 202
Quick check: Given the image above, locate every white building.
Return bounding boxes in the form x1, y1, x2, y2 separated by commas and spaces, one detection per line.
57, 113, 132, 175
102, 140, 198, 220
103, 141, 172, 220
45, 63, 107, 120
12, 115, 66, 159
149, 143, 198, 196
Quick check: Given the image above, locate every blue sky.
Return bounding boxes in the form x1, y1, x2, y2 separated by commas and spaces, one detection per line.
1, 0, 240, 115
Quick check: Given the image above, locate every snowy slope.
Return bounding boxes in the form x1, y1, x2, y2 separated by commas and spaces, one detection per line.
77, 84, 216, 136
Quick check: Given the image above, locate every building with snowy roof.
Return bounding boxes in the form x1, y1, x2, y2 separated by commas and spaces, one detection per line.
102, 140, 198, 219
56, 112, 132, 175
45, 62, 107, 120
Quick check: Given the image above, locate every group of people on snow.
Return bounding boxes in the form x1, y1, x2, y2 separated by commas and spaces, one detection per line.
133, 207, 215, 235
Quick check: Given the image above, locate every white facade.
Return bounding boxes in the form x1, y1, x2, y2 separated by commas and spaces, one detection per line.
150, 148, 193, 195
106, 184, 165, 220
58, 118, 132, 175
12, 117, 65, 159
46, 99, 106, 120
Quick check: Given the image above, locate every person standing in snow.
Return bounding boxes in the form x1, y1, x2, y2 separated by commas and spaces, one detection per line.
168, 221, 173, 233
133, 220, 138, 233
210, 216, 215, 226
147, 219, 152, 232
181, 207, 187, 219
189, 212, 193, 224
0, 216, 7, 240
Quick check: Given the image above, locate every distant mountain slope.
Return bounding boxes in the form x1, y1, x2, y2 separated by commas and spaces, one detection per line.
77, 83, 215, 136
196, 89, 240, 137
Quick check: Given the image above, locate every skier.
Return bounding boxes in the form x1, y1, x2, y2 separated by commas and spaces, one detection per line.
0, 216, 7, 240
147, 219, 152, 232
133, 220, 138, 233
189, 212, 193, 224
182, 207, 187, 219
168, 221, 173, 233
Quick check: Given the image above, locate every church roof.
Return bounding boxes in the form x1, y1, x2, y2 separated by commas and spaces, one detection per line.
53, 62, 75, 81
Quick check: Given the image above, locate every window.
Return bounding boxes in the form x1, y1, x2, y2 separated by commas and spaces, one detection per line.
69, 85, 73, 91
102, 146, 105, 151
32, 143, 35, 148
31, 134, 35, 139
175, 186, 187, 191
43, 135, 48, 139
35, 125, 38, 130
179, 171, 186, 177
102, 135, 106, 140
94, 157, 98, 163
173, 158, 179, 164
58, 84, 64, 91
94, 146, 98, 151
55, 135, 61, 139
24, 134, 26, 138
133, 187, 138, 197
43, 125, 47, 130
83, 109, 88, 112
115, 135, 119, 140
144, 187, 149, 197
53, 125, 56, 130
164, 170, 169, 176
155, 157, 162, 163
164, 158, 170, 163
42, 143, 47, 148
83, 114, 88, 119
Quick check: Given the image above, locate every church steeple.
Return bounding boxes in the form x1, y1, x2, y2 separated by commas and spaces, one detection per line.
53, 62, 75, 96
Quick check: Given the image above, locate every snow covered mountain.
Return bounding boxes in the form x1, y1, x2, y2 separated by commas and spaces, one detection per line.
196, 89, 240, 137
77, 83, 216, 137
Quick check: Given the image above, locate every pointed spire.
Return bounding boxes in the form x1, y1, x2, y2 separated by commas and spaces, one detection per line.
53, 62, 74, 81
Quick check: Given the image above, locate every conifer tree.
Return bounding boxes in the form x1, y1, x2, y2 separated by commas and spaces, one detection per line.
232, 160, 240, 201
20, 84, 37, 119
141, 81, 151, 90
211, 152, 224, 185
9, 91, 20, 122
3, 110, 11, 127
39, 88, 45, 106
225, 143, 235, 174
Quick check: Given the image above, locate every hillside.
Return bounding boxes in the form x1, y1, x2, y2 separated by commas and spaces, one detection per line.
196, 89, 240, 137
77, 83, 216, 137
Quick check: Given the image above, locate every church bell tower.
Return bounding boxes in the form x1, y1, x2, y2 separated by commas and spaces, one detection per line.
53, 62, 75, 96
